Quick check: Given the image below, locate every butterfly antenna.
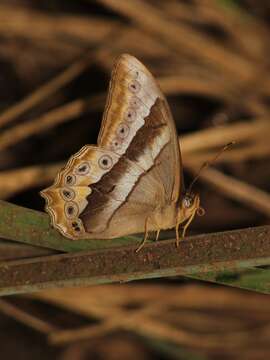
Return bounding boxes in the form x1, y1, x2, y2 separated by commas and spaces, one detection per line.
187, 141, 235, 194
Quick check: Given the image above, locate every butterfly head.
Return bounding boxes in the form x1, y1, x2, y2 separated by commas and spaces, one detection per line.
177, 192, 202, 225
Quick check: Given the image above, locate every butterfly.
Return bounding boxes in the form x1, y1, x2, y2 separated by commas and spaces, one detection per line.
41, 54, 201, 251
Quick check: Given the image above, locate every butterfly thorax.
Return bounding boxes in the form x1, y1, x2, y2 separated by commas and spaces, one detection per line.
152, 204, 178, 231
152, 193, 200, 231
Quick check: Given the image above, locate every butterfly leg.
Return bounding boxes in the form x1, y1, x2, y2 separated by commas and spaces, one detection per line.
136, 216, 150, 253
155, 229, 161, 241
175, 222, 181, 247
182, 210, 196, 238
175, 209, 196, 247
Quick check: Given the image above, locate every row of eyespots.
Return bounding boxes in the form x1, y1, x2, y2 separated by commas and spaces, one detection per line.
60, 181, 83, 233
110, 95, 142, 152
64, 161, 91, 186
61, 154, 115, 229
109, 69, 141, 153
108, 66, 141, 153
64, 200, 82, 234
64, 156, 114, 190
64, 154, 114, 187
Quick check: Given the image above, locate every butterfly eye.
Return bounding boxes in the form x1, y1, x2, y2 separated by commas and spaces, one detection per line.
116, 123, 130, 139
128, 80, 141, 93
65, 201, 79, 219
99, 155, 113, 170
65, 174, 76, 186
183, 196, 193, 208
75, 162, 90, 175
61, 188, 75, 201
124, 108, 137, 122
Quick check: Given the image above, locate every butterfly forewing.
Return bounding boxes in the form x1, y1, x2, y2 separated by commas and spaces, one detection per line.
99, 54, 182, 200
41, 54, 183, 239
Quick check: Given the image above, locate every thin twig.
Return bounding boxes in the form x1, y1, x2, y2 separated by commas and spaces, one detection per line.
188, 166, 270, 217
0, 53, 95, 128
0, 299, 56, 333
0, 94, 105, 151
181, 119, 270, 153
0, 162, 63, 199
0, 224, 269, 296
0, 40, 111, 129
185, 139, 270, 166
98, 0, 255, 81
32, 284, 270, 319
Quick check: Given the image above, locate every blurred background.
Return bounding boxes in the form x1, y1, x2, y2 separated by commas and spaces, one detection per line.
0, 0, 270, 359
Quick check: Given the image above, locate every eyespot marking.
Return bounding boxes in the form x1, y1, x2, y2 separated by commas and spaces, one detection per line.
60, 187, 75, 201
99, 154, 113, 170
65, 174, 76, 186
71, 221, 82, 233
129, 96, 140, 108
116, 123, 130, 139
128, 80, 141, 93
75, 162, 91, 175
65, 201, 79, 219
124, 108, 136, 122
131, 69, 139, 79
110, 139, 122, 151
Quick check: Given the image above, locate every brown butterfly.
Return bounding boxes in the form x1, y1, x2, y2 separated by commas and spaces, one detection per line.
41, 54, 200, 250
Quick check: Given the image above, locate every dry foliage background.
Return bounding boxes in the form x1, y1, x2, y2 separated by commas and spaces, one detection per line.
0, 0, 270, 359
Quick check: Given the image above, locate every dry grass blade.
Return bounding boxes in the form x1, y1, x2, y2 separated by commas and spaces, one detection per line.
0, 4, 117, 43
181, 119, 270, 153
98, 0, 255, 81
0, 162, 63, 199
49, 312, 270, 349
0, 54, 92, 128
29, 285, 270, 349
188, 166, 270, 217
181, 119, 270, 166
0, 242, 55, 261
159, 75, 231, 99
0, 46, 110, 129
49, 304, 158, 344
167, 0, 268, 61
186, 140, 270, 166
0, 299, 56, 333
32, 285, 270, 315
0, 94, 105, 151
